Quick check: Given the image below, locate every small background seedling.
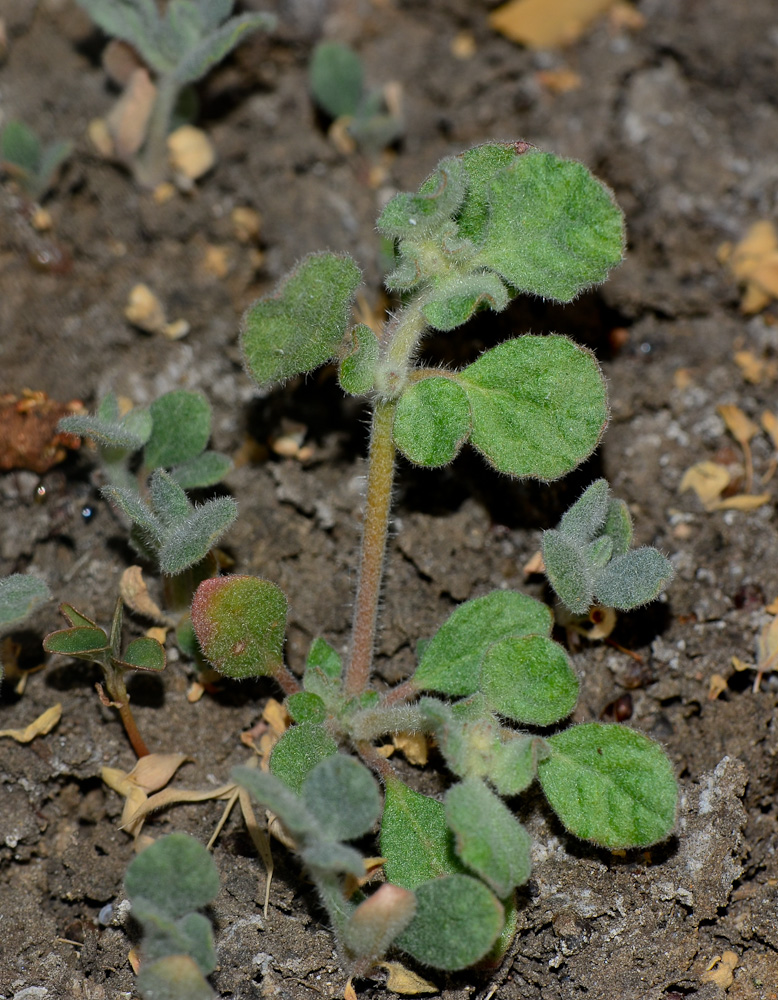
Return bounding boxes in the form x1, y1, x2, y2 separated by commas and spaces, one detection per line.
0, 120, 73, 203
185, 142, 678, 981
309, 41, 404, 156
75, 0, 275, 187
0, 574, 51, 683
125, 832, 220, 1000
44, 597, 165, 757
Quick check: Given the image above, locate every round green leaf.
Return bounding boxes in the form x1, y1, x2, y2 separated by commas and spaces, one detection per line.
542, 528, 594, 615
302, 755, 381, 841
413, 590, 553, 697
125, 833, 219, 920
287, 691, 327, 724
460, 335, 608, 481
241, 252, 361, 389
445, 779, 531, 897
393, 377, 471, 468
481, 635, 579, 726
475, 150, 625, 302
269, 722, 338, 794
190, 575, 287, 679
43, 626, 108, 656
397, 875, 504, 970
537, 723, 678, 849
145, 390, 212, 470
121, 636, 166, 672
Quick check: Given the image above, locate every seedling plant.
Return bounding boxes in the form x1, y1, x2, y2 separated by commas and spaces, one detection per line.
74, 0, 275, 186
186, 141, 677, 981
0, 120, 73, 203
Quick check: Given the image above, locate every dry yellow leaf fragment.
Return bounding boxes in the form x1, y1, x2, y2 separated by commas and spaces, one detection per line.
679, 461, 731, 510
0, 703, 61, 742
119, 565, 167, 623
717, 404, 759, 447
720, 220, 778, 314
490, 0, 619, 48
392, 731, 429, 766
124, 283, 167, 334
379, 961, 438, 995
701, 950, 738, 989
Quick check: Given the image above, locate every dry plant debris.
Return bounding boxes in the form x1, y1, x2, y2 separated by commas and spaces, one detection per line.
0, 391, 84, 473
489, 0, 626, 48
0, 702, 61, 742
718, 220, 778, 314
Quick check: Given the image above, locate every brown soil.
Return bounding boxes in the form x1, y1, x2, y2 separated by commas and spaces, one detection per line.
2, 1, 778, 998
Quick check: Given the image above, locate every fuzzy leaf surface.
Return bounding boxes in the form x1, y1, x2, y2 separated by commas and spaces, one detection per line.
74, 0, 165, 71
459, 336, 607, 480
58, 411, 149, 451
302, 755, 382, 841
445, 779, 531, 897
421, 270, 509, 332
300, 841, 366, 877
490, 735, 549, 797
125, 833, 219, 920
132, 904, 216, 975
480, 635, 579, 726
102, 486, 163, 544
287, 692, 327, 724
378, 157, 466, 240
150, 469, 191, 526
413, 590, 552, 696
603, 498, 633, 555
136, 955, 214, 1000
158, 497, 238, 575
380, 778, 466, 889
145, 391, 212, 470
593, 548, 675, 611
233, 765, 317, 838
241, 253, 361, 389
397, 875, 504, 970
338, 323, 379, 396
559, 479, 610, 543
542, 529, 593, 614
269, 723, 338, 794
191, 575, 286, 678
0, 575, 50, 630
393, 377, 471, 467
537, 723, 678, 849
475, 151, 625, 302
171, 451, 232, 489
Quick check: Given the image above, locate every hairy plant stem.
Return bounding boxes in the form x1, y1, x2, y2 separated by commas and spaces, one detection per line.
135, 76, 178, 189
273, 662, 302, 696
344, 399, 396, 697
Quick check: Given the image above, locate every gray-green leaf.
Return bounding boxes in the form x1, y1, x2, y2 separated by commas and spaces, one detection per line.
393, 376, 471, 468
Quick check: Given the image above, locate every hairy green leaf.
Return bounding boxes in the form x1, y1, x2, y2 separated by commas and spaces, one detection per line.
538, 723, 678, 849
460, 336, 608, 480
603, 497, 633, 555
593, 548, 675, 611
456, 141, 524, 244
445, 779, 531, 897
145, 391, 212, 470
74, 0, 166, 72
413, 590, 552, 696
421, 270, 509, 332
302, 755, 381, 841
241, 252, 361, 389
338, 323, 379, 396
490, 734, 549, 797
171, 451, 232, 489
481, 634, 579, 726
559, 479, 610, 543
344, 883, 417, 962
0, 575, 50, 630
126, 833, 219, 920
542, 529, 594, 614
233, 765, 317, 838
158, 496, 238, 575
1, 120, 40, 171
191, 575, 286, 678
287, 691, 327, 724
269, 723, 338, 794
380, 778, 465, 888
378, 157, 466, 240
475, 151, 625, 302
397, 875, 504, 970
102, 485, 164, 545
132, 903, 217, 976
300, 841, 367, 877
150, 468, 191, 526
393, 376, 470, 467
58, 412, 149, 451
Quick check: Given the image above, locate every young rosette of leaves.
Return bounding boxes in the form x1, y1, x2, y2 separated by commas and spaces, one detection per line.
394, 335, 607, 479
537, 723, 678, 849
411, 589, 578, 728
241, 252, 361, 389
542, 479, 674, 614
125, 833, 220, 1000
0, 120, 73, 202
379, 142, 625, 331
191, 575, 287, 680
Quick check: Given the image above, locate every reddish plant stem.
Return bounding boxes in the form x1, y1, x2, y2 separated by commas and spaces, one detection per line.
117, 699, 150, 758
355, 739, 397, 782
344, 399, 396, 697
273, 662, 302, 696
378, 678, 418, 708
